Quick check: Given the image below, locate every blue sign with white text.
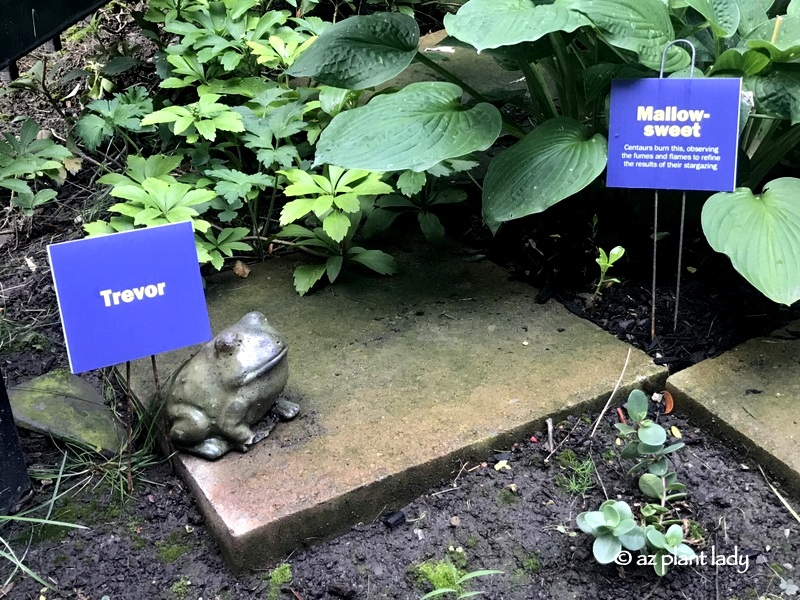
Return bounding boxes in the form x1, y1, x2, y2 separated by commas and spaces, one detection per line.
607, 78, 741, 191
48, 222, 212, 373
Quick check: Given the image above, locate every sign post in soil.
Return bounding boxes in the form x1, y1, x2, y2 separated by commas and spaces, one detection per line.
0, 367, 32, 515
48, 221, 212, 373
606, 51, 742, 337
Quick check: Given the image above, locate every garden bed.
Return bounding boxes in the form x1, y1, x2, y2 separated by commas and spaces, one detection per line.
3, 408, 798, 599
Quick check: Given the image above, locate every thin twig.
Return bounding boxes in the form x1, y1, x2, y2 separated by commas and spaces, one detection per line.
546, 418, 554, 453
544, 418, 581, 463
590, 453, 608, 500
590, 348, 632, 437
757, 464, 800, 525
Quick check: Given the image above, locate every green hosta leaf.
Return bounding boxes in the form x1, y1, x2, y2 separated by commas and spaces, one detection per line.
638, 423, 667, 446
734, 0, 768, 36
684, 0, 740, 38
749, 65, 800, 124
744, 15, 800, 63
293, 263, 327, 295
570, 0, 690, 72
316, 82, 502, 172
639, 473, 665, 499
443, 0, 589, 52
322, 210, 351, 242
701, 178, 800, 305
592, 535, 621, 564
482, 117, 606, 232
709, 49, 770, 76
348, 247, 397, 274
286, 12, 419, 90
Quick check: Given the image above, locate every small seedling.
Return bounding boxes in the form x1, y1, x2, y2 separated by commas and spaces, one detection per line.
593, 245, 625, 304
415, 558, 502, 599
266, 563, 292, 600
554, 449, 594, 496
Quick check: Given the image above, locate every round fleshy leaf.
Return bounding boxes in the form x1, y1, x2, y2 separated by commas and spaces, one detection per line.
701, 178, 800, 305
593, 535, 622, 564
619, 526, 646, 551
577, 510, 606, 534
638, 423, 667, 446
639, 473, 665, 500
315, 82, 502, 172
443, 0, 590, 52
482, 117, 606, 232
624, 389, 649, 422
286, 12, 419, 90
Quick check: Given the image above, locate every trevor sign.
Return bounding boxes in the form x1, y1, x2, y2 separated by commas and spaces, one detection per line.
48, 221, 212, 373
606, 77, 742, 192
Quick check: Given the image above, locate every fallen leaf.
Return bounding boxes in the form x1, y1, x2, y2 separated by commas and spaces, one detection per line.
494, 460, 511, 472
63, 156, 83, 175
663, 390, 674, 414
233, 260, 251, 278
506, 483, 518, 493
670, 425, 682, 439
25, 257, 37, 272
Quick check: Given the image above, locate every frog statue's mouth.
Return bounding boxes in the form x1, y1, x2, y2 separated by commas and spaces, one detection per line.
238, 344, 288, 387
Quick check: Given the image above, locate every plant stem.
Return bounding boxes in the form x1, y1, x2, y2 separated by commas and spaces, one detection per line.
549, 32, 578, 120
517, 60, 558, 122
413, 52, 525, 139
413, 52, 487, 102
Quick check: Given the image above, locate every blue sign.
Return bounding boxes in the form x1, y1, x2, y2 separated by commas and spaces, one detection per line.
607, 78, 742, 191
48, 221, 211, 373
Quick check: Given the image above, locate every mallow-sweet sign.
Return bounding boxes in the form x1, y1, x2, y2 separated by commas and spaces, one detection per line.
607, 78, 742, 192
48, 221, 211, 373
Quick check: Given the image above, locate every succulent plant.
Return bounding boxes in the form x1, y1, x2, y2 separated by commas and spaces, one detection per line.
576, 500, 646, 564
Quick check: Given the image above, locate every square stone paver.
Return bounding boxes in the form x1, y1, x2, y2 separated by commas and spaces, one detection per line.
131, 243, 665, 570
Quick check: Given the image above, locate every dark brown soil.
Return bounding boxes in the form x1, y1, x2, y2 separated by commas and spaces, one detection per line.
3, 411, 799, 599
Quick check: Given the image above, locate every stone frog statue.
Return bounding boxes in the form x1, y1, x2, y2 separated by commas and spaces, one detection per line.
165, 312, 299, 460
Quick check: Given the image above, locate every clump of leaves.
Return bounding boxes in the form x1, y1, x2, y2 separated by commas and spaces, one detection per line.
74, 85, 155, 152
414, 558, 502, 599
277, 210, 396, 295
0, 119, 80, 216
554, 449, 594, 496
576, 499, 646, 565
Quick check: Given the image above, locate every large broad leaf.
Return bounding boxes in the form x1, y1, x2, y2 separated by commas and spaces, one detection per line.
684, 0, 740, 38
701, 177, 800, 305
570, 0, 690, 72
482, 117, 606, 232
748, 65, 800, 124
315, 82, 502, 172
286, 12, 418, 90
443, 0, 589, 52
735, 0, 769, 36
745, 15, 800, 62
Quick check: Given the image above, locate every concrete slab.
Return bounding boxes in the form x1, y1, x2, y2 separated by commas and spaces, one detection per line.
667, 322, 800, 496
131, 243, 666, 571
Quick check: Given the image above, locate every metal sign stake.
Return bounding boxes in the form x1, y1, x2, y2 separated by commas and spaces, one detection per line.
651, 39, 697, 341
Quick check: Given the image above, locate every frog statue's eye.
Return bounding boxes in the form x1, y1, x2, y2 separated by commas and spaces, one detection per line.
214, 332, 240, 354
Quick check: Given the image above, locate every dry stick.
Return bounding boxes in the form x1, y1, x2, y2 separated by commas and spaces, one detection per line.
589, 454, 608, 500
757, 464, 800, 525
590, 348, 633, 437
546, 418, 554, 453
543, 418, 582, 463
